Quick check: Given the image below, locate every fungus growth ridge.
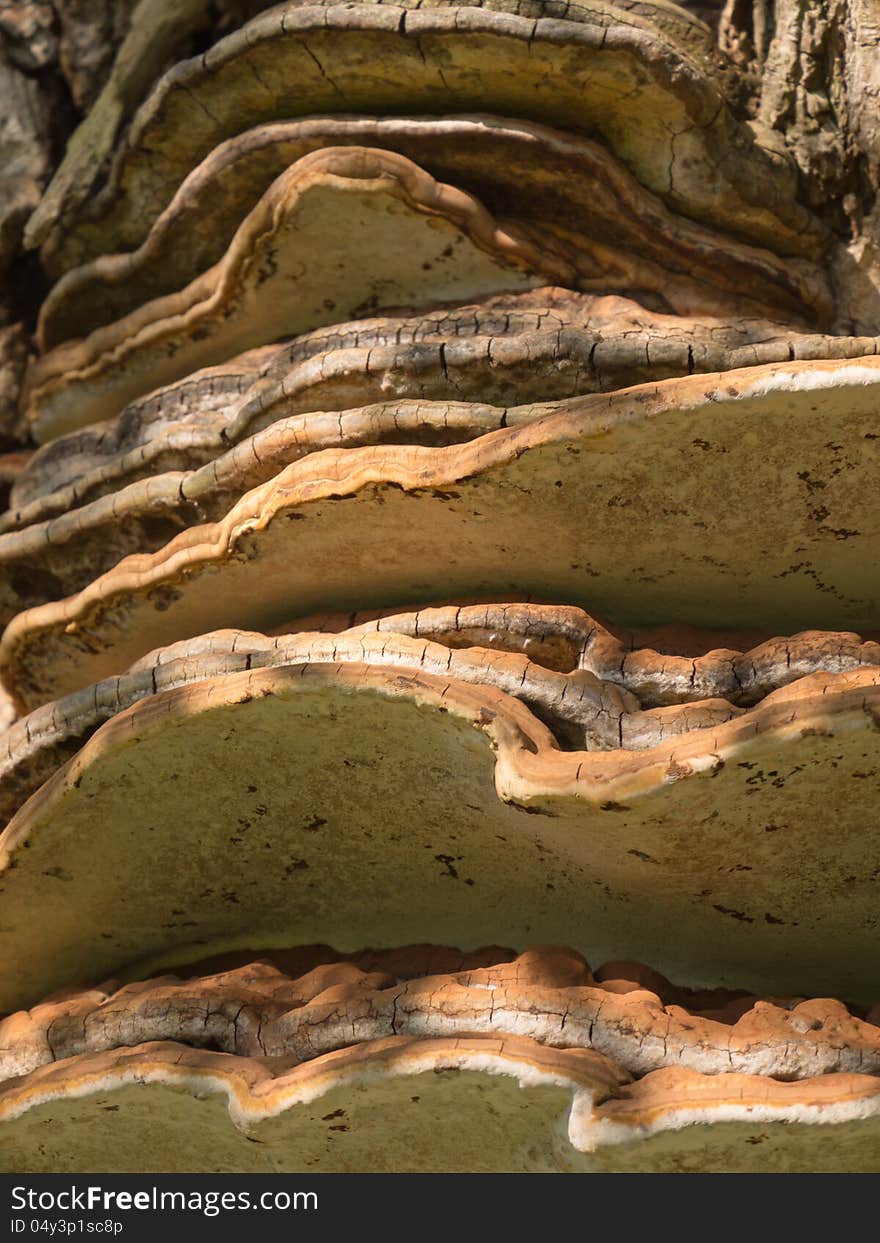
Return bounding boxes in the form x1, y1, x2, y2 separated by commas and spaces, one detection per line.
0, 0, 878, 1174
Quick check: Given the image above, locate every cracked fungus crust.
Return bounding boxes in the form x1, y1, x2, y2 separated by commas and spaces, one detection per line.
34, 115, 827, 354
2, 0, 880, 1179
0, 1037, 879, 1174
4, 353, 880, 711
7, 294, 880, 625
30, 1, 823, 278
2, 946, 880, 1173
23, 147, 551, 442
0, 662, 878, 1012
2, 608, 879, 826
14, 284, 877, 530
4, 948, 879, 1086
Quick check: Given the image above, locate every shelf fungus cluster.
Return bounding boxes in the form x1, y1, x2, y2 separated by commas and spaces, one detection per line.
0, 0, 879, 1173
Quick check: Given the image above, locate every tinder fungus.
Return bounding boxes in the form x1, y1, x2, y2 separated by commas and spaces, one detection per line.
1, 951, 879, 1172
1, 0, 878, 1173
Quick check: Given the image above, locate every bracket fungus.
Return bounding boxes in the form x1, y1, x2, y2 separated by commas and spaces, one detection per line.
7, 947, 880, 1084
2, 604, 880, 825
17, 286, 872, 529
35, 115, 829, 351
30, 1, 824, 274
4, 354, 880, 711
1, 0, 879, 1174
23, 147, 561, 442
1, 953, 879, 1172
1, 655, 879, 1011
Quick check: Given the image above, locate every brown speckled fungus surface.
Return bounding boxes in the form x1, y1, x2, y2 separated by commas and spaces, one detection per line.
0, 0, 879, 1174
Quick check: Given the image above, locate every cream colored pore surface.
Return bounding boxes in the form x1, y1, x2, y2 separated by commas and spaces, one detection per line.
0, 667, 878, 1013
3, 1067, 878, 1174
28, 165, 542, 442
6, 364, 880, 710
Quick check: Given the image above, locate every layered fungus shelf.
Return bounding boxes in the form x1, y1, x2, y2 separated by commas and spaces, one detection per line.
0, 0, 878, 1174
